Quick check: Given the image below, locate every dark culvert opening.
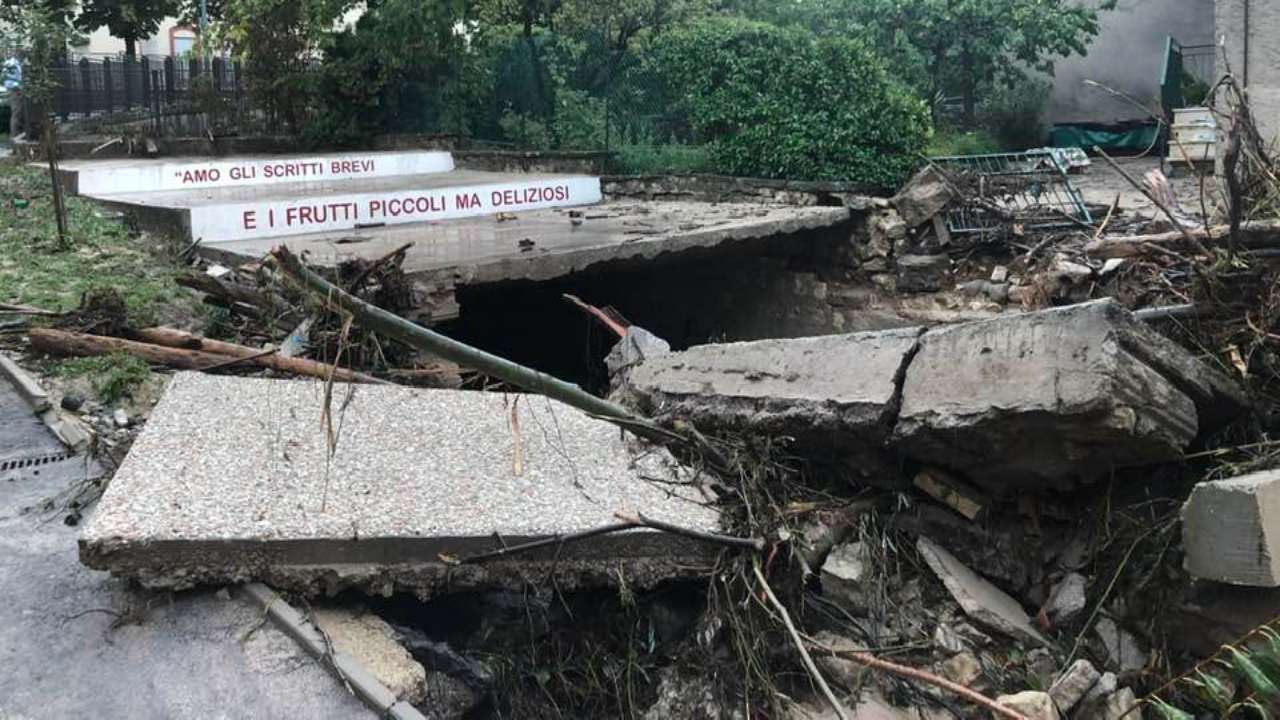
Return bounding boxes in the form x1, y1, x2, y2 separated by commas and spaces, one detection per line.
440, 225, 853, 392
360, 580, 708, 718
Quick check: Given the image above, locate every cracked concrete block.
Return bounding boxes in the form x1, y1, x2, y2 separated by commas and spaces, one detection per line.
1182, 469, 1280, 587
81, 373, 720, 596
917, 537, 1051, 648
892, 300, 1247, 490
618, 327, 922, 471
313, 608, 427, 704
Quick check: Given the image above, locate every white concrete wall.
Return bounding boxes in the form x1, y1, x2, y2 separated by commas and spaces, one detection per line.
1047, 0, 1214, 124
72, 15, 191, 58
1217, 0, 1280, 146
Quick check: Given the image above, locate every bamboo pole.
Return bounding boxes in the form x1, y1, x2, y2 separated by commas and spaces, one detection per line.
270, 246, 660, 431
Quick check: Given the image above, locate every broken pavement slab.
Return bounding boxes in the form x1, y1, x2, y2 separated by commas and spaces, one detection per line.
1182, 468, 1280, 587
917, 537, 1052, 648
80, 373, 721, 595
617, 327, 922, 476
892, 299, 1247, 489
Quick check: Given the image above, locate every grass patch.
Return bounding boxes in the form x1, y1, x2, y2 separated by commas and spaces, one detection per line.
925, 128, 1003, 157
56, 353, 152, 405
0, 162, 193, 325
613, 143, 715, 175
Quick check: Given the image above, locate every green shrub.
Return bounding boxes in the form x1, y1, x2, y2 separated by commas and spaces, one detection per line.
926, 128, 1003, 156
614, 143, 715, 175
976, 76, 1051, 150
643, 17, 930, 187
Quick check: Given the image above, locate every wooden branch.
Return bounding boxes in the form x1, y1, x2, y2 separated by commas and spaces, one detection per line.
129, 327, 384, 384
175, 272, 289, 315
457, 522, 639, 564
1085, 220, 1280, 258
29, 328, 376, 384
459, 513, 765, 564
805, 641, 1029, 720
1092, 147, 1212, 257
753, 560, 848, 720
563, 294, 628, 338
615, 511, 767, 551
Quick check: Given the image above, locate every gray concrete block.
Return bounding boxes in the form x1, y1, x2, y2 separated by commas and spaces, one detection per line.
618, 327, 922, 471
82, 373, 720, 595
917, 537, 1052, 648
1182, 469, 1280, 587
892, 300, 1246, 489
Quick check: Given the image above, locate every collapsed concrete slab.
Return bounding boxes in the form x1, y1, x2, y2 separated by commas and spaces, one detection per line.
1182, 469, 1280, 587
619, 299, 1244, 490
892, 300, 1247, 489
617, 328, 922, 481
80, 373, 720, 596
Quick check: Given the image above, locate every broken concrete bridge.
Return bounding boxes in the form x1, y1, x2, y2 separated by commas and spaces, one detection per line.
619, 299, 1248, 490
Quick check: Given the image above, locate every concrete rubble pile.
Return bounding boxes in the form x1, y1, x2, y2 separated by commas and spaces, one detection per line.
619, 298, 1248, 491
30, 146, 1280, 719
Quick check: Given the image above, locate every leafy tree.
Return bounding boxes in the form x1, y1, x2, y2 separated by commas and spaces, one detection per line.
555, 0, 711, 57
74, 0, 180, 59
646, 17, 929, 186
722, 0, 1112, 125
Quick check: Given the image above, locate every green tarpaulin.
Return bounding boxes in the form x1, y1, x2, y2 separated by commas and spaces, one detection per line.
1051, 123, 1160, 153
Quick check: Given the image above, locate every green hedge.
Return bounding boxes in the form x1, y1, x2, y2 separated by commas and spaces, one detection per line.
645, 17, 930, 187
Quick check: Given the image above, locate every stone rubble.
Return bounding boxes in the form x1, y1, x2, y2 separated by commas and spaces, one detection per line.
1049, 659, 1102, 714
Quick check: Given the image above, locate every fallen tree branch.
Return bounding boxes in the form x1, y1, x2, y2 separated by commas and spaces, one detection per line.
1086, 220, 1280, 258
563, 294, 628, 338
752, 559, 849, 720
457, 522, 638, 564
29, 328, 378, 384
128, 327, 385, 384
615, 511, 767, 551
1092, 147, 1212, 257
804, 639, 1029, 720
458, 514, 764, 564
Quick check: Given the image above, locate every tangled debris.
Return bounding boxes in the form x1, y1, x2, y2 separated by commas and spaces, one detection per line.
10, 68, 1280, 720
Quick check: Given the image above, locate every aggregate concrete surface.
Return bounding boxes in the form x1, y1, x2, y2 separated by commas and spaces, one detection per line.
205, 201, 852, 287
82, 373, 720, 593
0, 463, 373, 719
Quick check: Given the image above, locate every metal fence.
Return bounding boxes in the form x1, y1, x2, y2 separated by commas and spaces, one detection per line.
43, 55, 246, 135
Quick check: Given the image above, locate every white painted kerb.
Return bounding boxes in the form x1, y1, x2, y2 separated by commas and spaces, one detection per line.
191, 176, 603, 243
75, 151, 455, 195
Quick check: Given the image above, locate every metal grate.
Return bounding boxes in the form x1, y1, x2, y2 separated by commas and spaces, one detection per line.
928, 150, 1093, 236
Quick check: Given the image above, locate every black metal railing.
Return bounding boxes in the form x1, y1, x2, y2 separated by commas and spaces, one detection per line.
44, 55, 244, 133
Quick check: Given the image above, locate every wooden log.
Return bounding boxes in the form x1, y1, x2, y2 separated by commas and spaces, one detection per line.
129, 327, 382, 384
30, 328, 373, 384
1087, 220, 1280, 258
176, 272, 290, 315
